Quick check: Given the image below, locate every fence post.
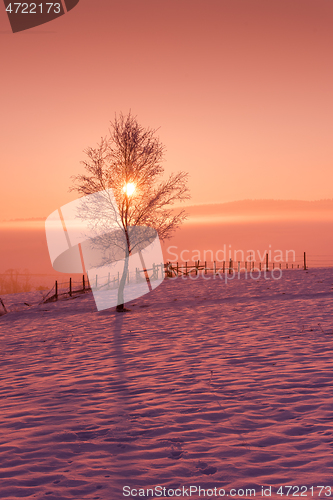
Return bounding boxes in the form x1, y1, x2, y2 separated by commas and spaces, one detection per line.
223, 261, 225, 273
286, 263, 288, 269
69, 277, 72, 297
83, 274, 85, 291
245, 261, 247, 270
266, 253, 268, 271
185, 261, 188, 276
55, 280, 58, 301
176, 262, 179, 275
229, 259, 233, 274
238, 261, 240, 273
259, 262, 261, 271
0, 298, 7, 314
304, 252, 307, 270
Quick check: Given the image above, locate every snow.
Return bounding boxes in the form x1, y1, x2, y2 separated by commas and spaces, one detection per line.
0, 268, 333, 499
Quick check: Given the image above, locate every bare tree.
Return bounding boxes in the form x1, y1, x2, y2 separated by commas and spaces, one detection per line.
71, 112, 190, 311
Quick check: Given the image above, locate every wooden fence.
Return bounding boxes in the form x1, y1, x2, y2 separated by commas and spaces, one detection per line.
0, 251, 330, 308
44, 276, 88, 303
44, 263, 165, 302
165, 252, 308, 277
43, 253, 310, 302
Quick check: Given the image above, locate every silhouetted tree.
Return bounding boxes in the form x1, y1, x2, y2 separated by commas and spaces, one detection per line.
71, 112, 190, 311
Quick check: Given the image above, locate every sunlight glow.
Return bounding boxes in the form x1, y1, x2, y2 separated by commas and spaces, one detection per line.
123, 182, 136, 196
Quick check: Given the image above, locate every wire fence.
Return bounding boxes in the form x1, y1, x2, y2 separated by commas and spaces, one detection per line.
165, 252, 333, 277
44, 263, 165, 303
1, 252, 333, 302
44, 276, 88, 303
166, 252, 309, 277
42, 252, 330, 303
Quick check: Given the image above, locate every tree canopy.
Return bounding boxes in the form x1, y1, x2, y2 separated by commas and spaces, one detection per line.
71, 112, 190, 241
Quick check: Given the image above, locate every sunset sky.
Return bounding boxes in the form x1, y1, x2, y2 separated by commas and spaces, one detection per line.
1, 0, 333, 222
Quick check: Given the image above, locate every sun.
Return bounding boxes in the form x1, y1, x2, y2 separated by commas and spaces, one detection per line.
123, 182, 136, 196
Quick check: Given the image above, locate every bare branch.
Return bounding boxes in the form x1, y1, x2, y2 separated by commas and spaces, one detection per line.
70, 112, 190, 241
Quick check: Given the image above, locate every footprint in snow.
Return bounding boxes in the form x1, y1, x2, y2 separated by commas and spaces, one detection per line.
169, 443, 183, 459
196, 461, 217, 475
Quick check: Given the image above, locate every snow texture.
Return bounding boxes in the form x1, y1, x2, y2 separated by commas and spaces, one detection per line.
0, 268, 333, 499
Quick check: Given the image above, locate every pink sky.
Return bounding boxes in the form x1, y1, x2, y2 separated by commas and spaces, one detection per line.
1, 0, 333, 221
1, 201, 333, 281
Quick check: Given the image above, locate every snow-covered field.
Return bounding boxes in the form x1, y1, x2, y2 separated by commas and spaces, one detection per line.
1, 268, 333, 499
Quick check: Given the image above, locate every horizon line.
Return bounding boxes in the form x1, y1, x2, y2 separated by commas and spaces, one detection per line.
2, 197, 333, 222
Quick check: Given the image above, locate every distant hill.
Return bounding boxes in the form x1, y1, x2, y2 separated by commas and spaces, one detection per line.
2, 199, 333, 224
179, 199, 333, 221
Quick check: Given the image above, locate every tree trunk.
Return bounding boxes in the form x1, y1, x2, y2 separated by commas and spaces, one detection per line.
116, 247, 130, 312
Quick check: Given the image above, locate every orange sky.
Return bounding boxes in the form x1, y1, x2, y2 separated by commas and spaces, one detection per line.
1, 0, 333, 221
1, 201, 333, 280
